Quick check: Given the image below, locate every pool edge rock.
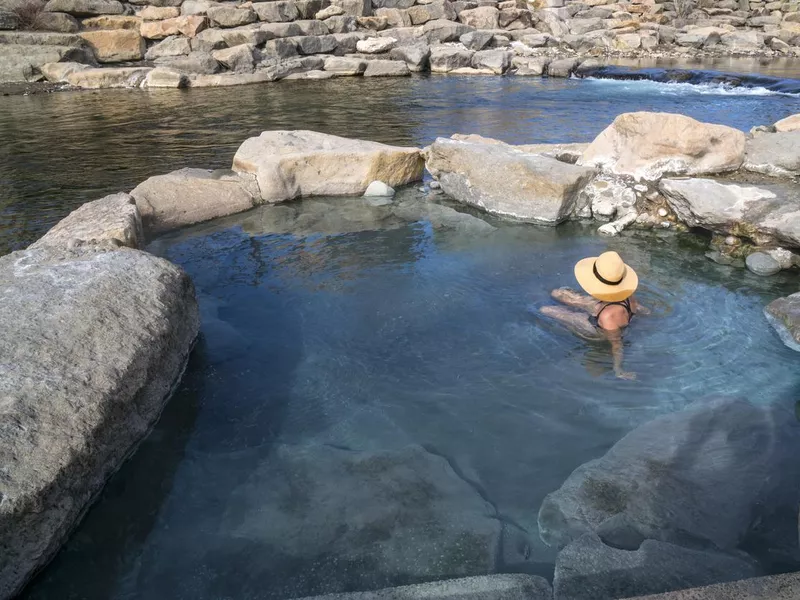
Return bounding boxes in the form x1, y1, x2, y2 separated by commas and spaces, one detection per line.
0, 244, 199, 599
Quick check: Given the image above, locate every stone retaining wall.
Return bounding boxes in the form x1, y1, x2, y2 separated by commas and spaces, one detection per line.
2, 0, 800, 87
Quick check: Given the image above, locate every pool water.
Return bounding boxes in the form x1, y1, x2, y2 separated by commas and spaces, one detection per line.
21, 191, 800, 599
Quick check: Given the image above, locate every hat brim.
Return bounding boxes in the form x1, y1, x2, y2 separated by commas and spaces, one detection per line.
574, 257, 638, 302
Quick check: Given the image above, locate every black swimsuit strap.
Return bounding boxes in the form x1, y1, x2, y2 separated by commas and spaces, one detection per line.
595, 298, 633, 320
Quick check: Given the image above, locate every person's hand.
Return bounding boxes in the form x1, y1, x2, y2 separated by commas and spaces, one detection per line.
616, 371, 637, 381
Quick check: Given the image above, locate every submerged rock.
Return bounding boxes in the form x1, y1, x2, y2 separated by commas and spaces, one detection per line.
554, 533, 759, 600
232, 130, 424, 203
578, 112, 746, 181
0, 245, 198, 599
746, 252, 781, 276
765, 293, 800, 352
130, 167, 261, 235
129, 444, 504, 598
538, 398, 800, 554
659, 178, 800, 248
426, 137, 594, 224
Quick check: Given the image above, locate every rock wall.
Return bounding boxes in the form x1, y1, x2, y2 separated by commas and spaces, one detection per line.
2, 0, 800, 87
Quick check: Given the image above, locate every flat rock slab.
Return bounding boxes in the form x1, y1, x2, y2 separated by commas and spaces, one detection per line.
130, 167, 261, 235
578, 112, 745, 181
538, 398, 800, 554
30, 192, 142, 249
65, 66, 151, 88
425, 137, 594, 224
659, 178, 800, 247
297, 574, 552, 600
0, 44, 95, 84
630, 571, 800, 599
0, 245, 198, 599
123, 444, 504, 598
765, 292, 800, 351
232, 130, 424, 202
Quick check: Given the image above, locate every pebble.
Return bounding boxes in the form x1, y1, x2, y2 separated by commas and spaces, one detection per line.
429, 181, 441, 190
364, 181, 395, 197
657, 208, 668, 217
725, 235, 739, 246
659, 221, 671, 228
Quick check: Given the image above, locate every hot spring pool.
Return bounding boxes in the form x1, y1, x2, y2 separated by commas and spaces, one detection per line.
20, 189, 800, 599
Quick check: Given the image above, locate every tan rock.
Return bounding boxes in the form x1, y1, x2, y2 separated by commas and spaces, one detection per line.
232, 130, 424, 202
138, 6, 180, 19
578, 112, 746, 181
142, 66, 189, 87
130, 168, 261, 233
30, 193, 143, 250
140, 15, 208, 39
40, 60, 90, 82
81, 14, 140, 29
80, 29, 145, 62
774, 113, 800, 132
458, 6, 499, 28
189, 71, 276, 86
65, 66, 151, 88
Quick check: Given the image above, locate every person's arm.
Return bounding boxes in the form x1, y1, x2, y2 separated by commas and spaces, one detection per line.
607, 330, 636, 380
632, 297, 651, 316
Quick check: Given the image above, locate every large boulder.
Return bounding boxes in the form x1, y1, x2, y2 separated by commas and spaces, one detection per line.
211, 42, 257, 72
429, 43, 472, 72
207, 4, 256, 27
426, 137, 595, 224
388, 42, 430, 70
659, 178, 800, 247
774, 113, 800, 133
0, 244, 198, 599
231, 131, 424, 202
538, 398, 800, 554
578, 112, 746, 181
0, 43, 94, 83
422, 18, 473, 42
79, 29, 145, 62
742, 131, 800, 178
130, 168, 261, 234
765, 293, 800, 352
140, 15, 208, 39
458, 6, 499, 28
554, 534, 759, 600
30, 193, 142, 249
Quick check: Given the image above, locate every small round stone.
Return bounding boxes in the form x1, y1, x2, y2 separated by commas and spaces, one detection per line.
745, 252, 781, 276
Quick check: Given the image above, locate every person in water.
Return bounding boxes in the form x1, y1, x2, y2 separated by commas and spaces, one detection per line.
540, 251, 648, 380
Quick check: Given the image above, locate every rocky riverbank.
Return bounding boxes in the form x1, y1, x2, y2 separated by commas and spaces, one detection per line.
1, 110, 799, 598
2, 0, 800, 90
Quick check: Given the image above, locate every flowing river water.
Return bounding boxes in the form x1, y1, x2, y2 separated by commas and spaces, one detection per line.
2, 65, 800, 599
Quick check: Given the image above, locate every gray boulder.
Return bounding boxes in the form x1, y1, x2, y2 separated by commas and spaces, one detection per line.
261, 37, 299, 59
460, 29, 493, 49
232, 130, 424, 202
546, 57, 579, 77
30, 193, 142, 249
765, 293, 800, 352
254, 0, 299, 22
407, 0, 455, 24
659, 178, 800, 247
259, 21, 303, 37
0, 244, 198, 599
207, 5, 257, 27
156, 51, 220, 74
211, 43, 257, 72
423, 18, 474, 42
363, 59, 410, 76
0, 43, 94, 83
292, 33, 338, 54
538, 398, 800, 553
324, 14, 357, 31
426, 137, 595, 224
0, 8, 18, 30
429, 44, 472, 72
388, 42, 430, 70
130, 168, 261, 234
746, 252, 781, 276
554, 534, 759, 600
743, 131, 800, 178
43, 0, 122, 15
323, 55, 366, 74
146, 35, 192, 60
33, 11, 80, 32
470, 48, 510, 73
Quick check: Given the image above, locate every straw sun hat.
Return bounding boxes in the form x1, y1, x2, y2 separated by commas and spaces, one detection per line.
574, 251, 638, 303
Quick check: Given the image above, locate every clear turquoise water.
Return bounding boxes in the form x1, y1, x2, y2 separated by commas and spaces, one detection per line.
21, 191, 800, 599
